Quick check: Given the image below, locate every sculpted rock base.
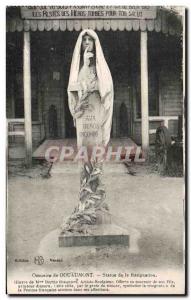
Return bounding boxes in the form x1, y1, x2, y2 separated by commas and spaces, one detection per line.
59, 161, 129, 247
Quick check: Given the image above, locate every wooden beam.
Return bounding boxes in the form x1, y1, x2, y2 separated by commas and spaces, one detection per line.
134, 116, 178, 122
7, 118, 24, 123
8, 131, 25, 136
23, 31, 32, 167
140, 31, 149, 155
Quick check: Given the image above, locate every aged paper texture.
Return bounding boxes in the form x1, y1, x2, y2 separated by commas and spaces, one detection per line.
6, 5, 185, 295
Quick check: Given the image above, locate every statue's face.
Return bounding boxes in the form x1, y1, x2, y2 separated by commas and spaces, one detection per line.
82, 34, 94, 52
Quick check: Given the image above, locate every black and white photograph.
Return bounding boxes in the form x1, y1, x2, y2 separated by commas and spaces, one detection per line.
6, 5, 185, 295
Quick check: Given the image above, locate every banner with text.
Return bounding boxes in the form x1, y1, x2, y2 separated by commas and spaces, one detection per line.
20, 6, 157, 20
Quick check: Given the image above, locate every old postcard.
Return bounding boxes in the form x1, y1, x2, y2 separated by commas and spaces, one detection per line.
6, 5, 186, 295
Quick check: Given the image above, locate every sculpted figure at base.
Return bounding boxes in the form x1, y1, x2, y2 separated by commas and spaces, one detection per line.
61, 29, 113, 234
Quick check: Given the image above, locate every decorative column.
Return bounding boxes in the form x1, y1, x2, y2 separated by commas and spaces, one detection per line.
140, 31, 149, 155
23, 31, 32, 166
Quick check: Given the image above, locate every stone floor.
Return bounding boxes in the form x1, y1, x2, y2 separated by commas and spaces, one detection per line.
7, 161, 184, 276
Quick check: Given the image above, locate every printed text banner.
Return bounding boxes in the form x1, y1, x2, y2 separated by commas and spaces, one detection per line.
20, 6, 157, 20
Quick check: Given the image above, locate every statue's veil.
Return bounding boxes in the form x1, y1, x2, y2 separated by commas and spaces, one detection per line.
67, 29, 114, 146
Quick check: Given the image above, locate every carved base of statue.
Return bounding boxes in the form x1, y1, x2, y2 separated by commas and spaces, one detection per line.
60, 161, 110, 232
59, 161, 129, 247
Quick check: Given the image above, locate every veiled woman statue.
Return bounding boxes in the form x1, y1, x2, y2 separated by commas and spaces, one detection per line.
61, 29, 113, 234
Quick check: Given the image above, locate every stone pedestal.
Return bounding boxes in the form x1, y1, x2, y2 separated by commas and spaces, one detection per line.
59, 223, 129, 247
59, 161, 130, 248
